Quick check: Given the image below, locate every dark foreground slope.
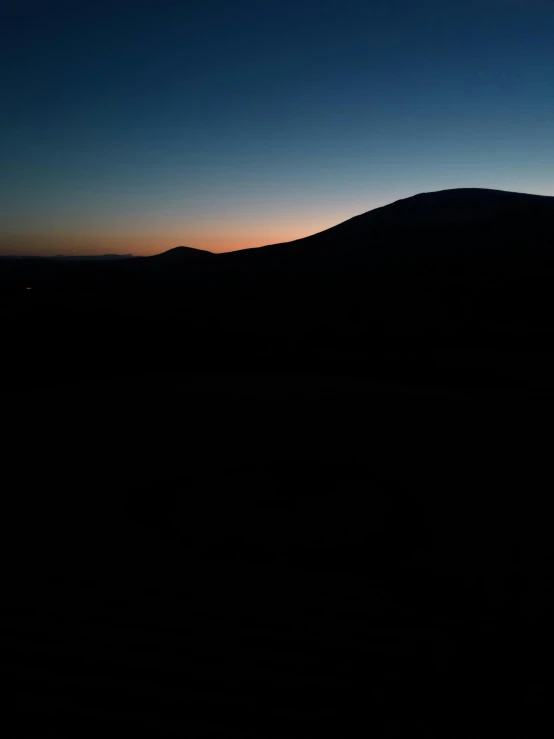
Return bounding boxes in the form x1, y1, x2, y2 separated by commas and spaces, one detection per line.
2, 189, 554, 736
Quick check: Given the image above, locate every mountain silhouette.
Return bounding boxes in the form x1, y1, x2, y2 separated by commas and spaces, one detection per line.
219, 187, 554, 273
206, 187, 554, 339
3, 186, 554, 350
5, 189, 553, 272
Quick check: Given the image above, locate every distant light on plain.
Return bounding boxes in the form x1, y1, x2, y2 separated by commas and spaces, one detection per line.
26, 287, 32, 290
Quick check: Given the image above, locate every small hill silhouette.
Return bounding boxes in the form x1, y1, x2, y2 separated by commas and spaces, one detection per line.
148, 245, 215, 261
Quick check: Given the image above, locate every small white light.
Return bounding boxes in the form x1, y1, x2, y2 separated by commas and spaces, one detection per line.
26, 287, 32, 290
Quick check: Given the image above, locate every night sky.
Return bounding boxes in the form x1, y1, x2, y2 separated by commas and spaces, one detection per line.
2, 0, 554, 256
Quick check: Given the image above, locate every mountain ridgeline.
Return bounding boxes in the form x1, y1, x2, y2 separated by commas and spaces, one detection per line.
220, 187, 554, 271
3, 187, 554, 384
128, 187, 554, 272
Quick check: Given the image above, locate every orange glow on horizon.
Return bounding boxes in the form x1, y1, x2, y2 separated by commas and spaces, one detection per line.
0, 213, 357, 257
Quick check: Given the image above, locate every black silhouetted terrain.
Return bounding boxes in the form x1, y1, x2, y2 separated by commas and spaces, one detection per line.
2, 188, 554, 736
224, 187, 554, 268
148, 245, 215, 261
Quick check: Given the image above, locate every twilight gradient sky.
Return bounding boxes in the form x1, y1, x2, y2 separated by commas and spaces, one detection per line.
2, 0, 554, 256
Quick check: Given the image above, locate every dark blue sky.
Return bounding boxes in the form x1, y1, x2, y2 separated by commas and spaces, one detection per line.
2, 0, 554, 254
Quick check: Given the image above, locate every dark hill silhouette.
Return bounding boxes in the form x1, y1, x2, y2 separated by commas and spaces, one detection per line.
3, 186, 554, 356
197, 187, 554, 340
221, 188, 554, 272
147, 245, 215, 261
4, 188, 552, 275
